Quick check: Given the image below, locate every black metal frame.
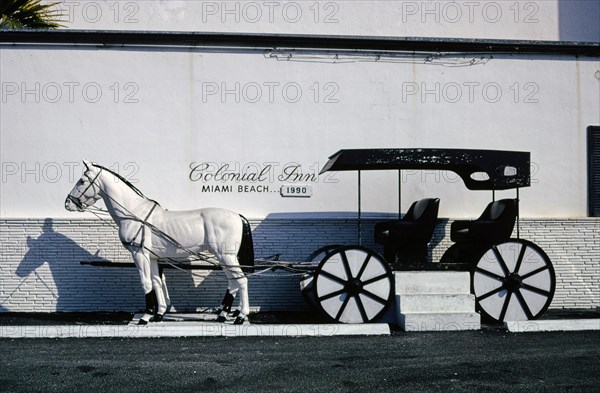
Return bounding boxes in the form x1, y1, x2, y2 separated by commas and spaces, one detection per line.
1, 30, 599, 56
588, 126, 600, 217
321, 148, 530, 244
322, 149, 530, 190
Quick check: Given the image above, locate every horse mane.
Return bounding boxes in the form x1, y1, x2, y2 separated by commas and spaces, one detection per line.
93, 164, 161, 206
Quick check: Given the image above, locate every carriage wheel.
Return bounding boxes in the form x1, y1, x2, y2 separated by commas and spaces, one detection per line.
473, 239, 555, 323
300, 245, 343, 310
313, 245, 393, 323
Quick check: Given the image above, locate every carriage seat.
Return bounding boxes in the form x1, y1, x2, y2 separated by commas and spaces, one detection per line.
450, 199, 517, 245
375, 198, 440, 266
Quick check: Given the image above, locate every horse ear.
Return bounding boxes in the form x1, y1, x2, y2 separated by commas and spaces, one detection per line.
83, 160, 92, 170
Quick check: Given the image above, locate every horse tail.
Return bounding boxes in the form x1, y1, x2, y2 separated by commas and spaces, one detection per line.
238, 215, 254, 267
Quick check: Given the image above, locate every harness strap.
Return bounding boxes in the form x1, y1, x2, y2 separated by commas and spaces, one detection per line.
121, 202, 158, 248
69, 168, 103, 210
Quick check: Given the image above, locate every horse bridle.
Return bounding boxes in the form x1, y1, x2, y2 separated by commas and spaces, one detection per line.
67, 167, 103, 211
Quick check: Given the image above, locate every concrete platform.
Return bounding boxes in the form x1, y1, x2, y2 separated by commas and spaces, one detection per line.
400, 312, 481, 331
506, 319, 600, 332
395, 271, 481, 331
395, 271, 471, 295
0, 313, 390, 338
397, 294, 476, 313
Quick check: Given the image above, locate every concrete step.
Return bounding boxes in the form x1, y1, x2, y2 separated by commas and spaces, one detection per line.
395, 271, 471, 295
397, 294, 476, 314
399, 312, 481, 332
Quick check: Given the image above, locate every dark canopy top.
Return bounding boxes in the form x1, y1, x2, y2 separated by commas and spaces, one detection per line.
320, 149, 530, 190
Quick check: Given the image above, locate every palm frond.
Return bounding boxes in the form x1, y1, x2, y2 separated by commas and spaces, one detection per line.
0, 0, 64, 29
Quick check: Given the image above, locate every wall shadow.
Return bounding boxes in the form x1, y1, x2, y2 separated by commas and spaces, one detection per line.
7, 214, 450, 314
252, 212, 393, 263
13, 218, 115, 311
253, 212, 449, 265
13, 218, 211, 313
160, 264, 226, 313
559, 0, 600, 42
249, 212, 452, 313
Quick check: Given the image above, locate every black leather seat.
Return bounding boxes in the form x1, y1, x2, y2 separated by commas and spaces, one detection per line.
450, 199, 517, 245
375, 198, 440, 268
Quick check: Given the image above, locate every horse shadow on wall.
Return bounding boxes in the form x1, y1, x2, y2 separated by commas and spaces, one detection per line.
14, 218, 139, 312
14, 219, 213, 313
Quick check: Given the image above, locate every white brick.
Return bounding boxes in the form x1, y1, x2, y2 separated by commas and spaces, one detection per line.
1, 217, 599, 313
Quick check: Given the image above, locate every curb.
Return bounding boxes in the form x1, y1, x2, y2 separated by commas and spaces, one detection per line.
505, 319, 600, 332
0, 323, 390, 339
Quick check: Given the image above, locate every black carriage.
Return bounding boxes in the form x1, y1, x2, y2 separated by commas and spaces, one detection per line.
302, 148, 555, 324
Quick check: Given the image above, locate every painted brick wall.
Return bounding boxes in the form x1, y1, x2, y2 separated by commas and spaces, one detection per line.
0, 217, 598, 313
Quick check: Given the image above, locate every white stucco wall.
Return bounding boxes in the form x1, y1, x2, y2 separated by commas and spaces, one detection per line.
1, 45, 599, 219
51, 0, 600, 42
0, 2, 598, 316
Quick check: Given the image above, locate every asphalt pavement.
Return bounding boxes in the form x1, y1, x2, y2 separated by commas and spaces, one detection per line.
1, 329, 599, 392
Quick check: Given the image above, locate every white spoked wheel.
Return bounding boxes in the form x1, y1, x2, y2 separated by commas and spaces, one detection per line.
473, 239, 555, 323
313, 245, 393, 323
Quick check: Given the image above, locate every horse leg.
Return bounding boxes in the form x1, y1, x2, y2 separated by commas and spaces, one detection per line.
222, 253, 249, 325
160, 267, 172, 313
149, 258, 167, 322
215, 289, 235, 315
131, 249, 155, 325
234, 275, 250, 324
215, 268, 236, 323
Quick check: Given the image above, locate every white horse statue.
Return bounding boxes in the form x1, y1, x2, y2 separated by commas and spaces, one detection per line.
65, 160, 253, 325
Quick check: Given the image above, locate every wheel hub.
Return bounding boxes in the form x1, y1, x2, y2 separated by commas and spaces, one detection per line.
345, 278, 363, 296
504, 273, 523, 292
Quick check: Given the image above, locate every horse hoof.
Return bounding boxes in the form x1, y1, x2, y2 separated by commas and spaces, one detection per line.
138, 319, 149, 325
152, 314, 163, 323
216, 316, 227, 323
233, 316, 245, 325
232, 310, 240, 318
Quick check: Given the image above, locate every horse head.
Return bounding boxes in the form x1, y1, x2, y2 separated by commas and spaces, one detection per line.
65, 160, 103, 212
15, 235, 42, 278
16, 218, 107, 278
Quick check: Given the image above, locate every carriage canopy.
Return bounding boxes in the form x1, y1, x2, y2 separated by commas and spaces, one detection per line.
320, 148, 530, 190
